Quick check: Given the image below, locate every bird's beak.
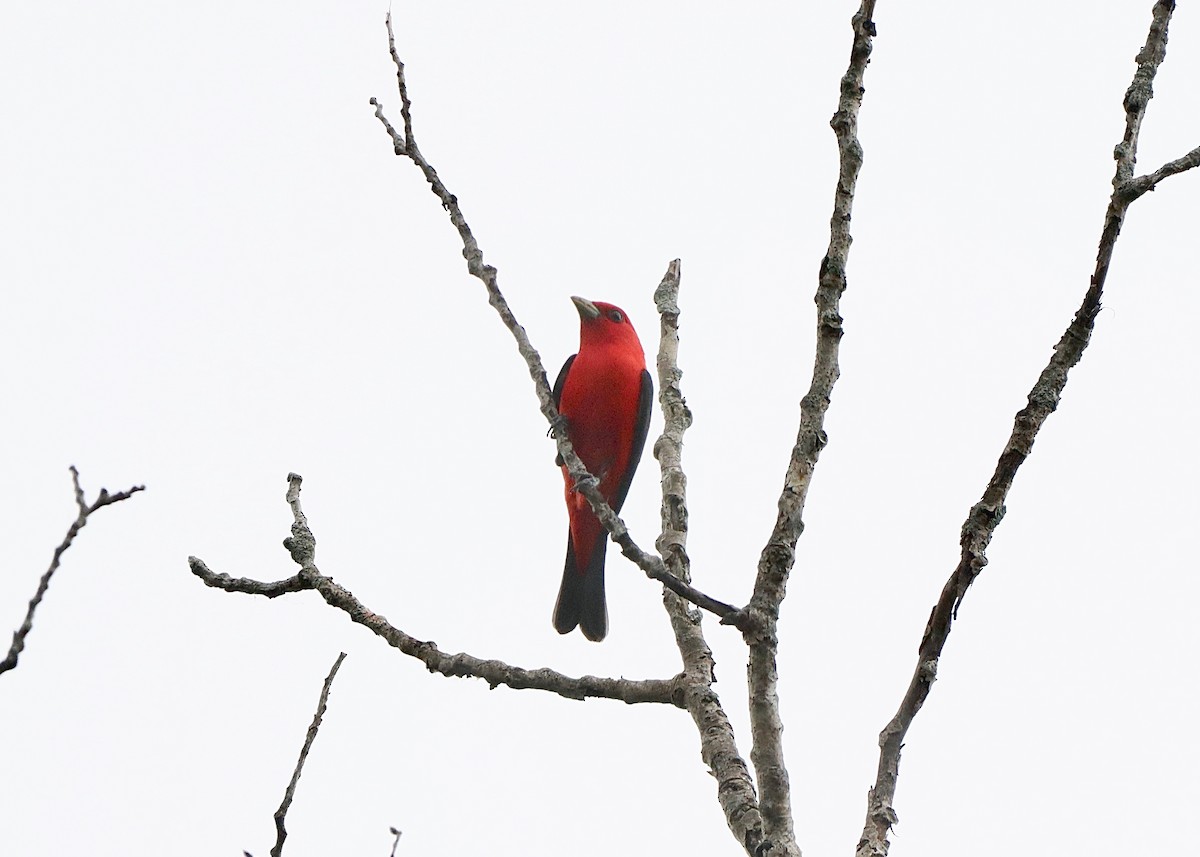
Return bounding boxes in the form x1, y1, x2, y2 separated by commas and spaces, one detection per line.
571, 296, 601, 321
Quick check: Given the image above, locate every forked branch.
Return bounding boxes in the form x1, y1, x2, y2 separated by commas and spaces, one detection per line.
857, 4, 1187, 855
1, 467, 145, 676
190, 474, 683, 706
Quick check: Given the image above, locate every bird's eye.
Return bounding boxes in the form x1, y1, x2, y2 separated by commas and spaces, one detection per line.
608, 309, 624, 323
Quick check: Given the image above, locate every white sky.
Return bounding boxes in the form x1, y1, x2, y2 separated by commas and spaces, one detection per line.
2, 2, 1198, 856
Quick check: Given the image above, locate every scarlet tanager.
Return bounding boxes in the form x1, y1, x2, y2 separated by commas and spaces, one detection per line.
551, 296, 653, 641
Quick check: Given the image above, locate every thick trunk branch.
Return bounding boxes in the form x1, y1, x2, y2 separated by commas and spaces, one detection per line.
652, 261, 766, 855
744, 4, 878, 855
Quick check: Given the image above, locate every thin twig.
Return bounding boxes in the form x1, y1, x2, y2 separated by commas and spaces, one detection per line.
741, 4, 878, 854
857, 3, 1183, 855
368, 14, 741, 626
189, 567, 311, 598
652, 261, 766, 854
388, 827, 402, 857
190, 474, 684, 706
1, 467, 145, 676
270, 651, 348, 857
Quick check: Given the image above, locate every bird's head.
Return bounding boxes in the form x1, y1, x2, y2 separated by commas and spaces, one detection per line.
571, 296, 645, 355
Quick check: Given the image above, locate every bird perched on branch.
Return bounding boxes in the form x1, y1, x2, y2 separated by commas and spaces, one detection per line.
551, 296, 652, 641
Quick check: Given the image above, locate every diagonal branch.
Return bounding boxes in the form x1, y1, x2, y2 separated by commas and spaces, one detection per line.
368, 13, 741, 627
743, 3, 878, 854
1, 466, 145, 676
190, 474, 683, 706
857, 3, 1184, 855
271, 651, 347, 857
652, 261, 765, 855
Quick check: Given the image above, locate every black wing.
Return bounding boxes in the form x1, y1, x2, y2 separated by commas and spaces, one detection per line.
609, 368, 653, 514
551, 355, 576, 466
552, 354, 575, 408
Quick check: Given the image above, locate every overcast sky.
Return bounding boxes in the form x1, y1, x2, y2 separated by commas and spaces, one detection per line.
3, 2, 1198, 856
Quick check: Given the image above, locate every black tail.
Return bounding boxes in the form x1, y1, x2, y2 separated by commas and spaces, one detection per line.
552, 534, 608, 642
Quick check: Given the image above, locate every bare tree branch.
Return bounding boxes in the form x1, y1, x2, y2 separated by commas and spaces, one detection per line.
190, 474, 683, 706
271, 652, 347, 857
652, 261, 691, 594
857, 4, 1184, 855
1, 466, 145, 676
738, 4, 879, 854
367, 13, 742, 628
652, 261, 766, 854
187, 565, 311, 598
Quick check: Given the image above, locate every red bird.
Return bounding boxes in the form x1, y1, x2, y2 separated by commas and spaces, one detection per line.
552, 296, 653, 641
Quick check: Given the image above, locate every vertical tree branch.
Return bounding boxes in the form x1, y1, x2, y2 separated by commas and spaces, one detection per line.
653, 261, 766, 855
1, 467, 145, 676
270, 651, 348, 857
653, 260, 691, 592
745, 4, 877, 855
856, 4, 1180, 856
